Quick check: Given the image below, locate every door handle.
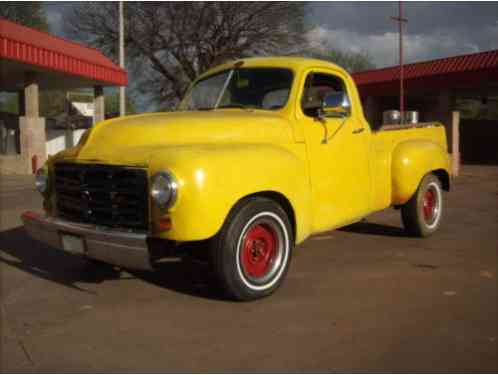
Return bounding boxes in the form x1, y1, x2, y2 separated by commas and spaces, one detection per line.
352, 128, 365, 134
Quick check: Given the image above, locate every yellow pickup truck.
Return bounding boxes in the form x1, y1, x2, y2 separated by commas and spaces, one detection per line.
22, 57, 451, 300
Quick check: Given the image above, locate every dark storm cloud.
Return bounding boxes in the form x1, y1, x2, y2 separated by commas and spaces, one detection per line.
309, 2, 498, 36
43, 2, 498, 68
306, 2, 498, 67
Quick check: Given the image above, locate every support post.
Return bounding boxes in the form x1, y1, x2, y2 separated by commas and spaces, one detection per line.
119, 1, 126, 117
19, 73, 46, 173
18, 90, 26, 116
94, 85, 105, 125
437, 90, 454, 152
24, 75, 39, 117
452, 111, 460, 177
391, 1, 408, 124
15, 90, 26, 154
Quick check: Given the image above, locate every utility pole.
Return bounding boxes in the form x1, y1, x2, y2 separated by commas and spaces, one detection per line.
391, 1, 407, 123
119, 1, 126, 117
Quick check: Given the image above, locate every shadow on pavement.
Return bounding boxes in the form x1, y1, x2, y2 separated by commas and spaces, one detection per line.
0, 226, 118, 293
339, 220, 409, 237
0, 226, 225, 300
132, 258, 226, 301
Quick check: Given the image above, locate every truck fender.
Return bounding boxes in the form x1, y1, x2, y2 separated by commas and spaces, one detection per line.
391, 140, 451, 205
148, 144, 312, 244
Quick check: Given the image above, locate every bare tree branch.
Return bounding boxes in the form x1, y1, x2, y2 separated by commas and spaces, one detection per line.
65, 2, 307, 109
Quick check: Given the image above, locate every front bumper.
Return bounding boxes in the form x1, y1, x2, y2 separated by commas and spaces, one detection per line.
21, 211, 153, 270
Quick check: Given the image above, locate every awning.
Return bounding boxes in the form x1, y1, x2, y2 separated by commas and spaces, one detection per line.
0, 18, 127, 91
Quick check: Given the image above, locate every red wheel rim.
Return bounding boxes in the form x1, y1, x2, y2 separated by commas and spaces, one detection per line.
423, 189, 436, 221
241, 223, 279, 279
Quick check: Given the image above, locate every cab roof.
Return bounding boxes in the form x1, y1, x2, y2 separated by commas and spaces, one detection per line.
198, 56, 347, 80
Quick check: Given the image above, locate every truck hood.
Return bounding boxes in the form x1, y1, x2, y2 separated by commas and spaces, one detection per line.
63, 110, 294, 166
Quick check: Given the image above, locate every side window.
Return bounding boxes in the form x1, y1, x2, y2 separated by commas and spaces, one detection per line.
301, 73, 350, 117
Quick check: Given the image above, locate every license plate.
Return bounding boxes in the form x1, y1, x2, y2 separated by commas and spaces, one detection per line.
60, 233, 85, 254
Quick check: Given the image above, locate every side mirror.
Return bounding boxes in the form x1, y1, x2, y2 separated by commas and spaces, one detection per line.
320, 92, 351, 118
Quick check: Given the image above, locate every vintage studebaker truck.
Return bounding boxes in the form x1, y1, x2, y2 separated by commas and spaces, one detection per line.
22, 57, 451, 300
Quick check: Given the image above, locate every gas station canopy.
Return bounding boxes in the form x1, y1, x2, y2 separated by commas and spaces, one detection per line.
0, 17, 127, 91
0, 18, 128, 175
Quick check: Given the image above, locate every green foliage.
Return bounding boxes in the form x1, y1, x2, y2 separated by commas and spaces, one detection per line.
69, 94, 93, 103
105, 92, 136, 115
0, 93, 18, 114
303, 49, 375, 73
0, 2, 49, 31
0, 90, 66, 117
40, 91, 66, 118
323, 50, 375, 73
455, 97, 498, 120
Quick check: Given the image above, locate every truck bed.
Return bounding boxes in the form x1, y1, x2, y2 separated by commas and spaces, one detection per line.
369, 122, 449, 212
373, 122, 448, 149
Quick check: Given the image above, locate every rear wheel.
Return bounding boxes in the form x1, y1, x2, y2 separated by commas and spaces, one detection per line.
401, 173, 444, 237
211, 197, 293, 301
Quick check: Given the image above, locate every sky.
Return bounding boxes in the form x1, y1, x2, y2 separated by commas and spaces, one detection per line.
43, 1, 498, 70
306, 2, 498, 68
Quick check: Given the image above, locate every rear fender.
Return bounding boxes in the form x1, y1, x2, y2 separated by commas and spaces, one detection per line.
391, 140, 450, 205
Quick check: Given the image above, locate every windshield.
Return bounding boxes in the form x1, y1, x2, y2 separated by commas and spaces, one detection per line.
179, 68, 293, 111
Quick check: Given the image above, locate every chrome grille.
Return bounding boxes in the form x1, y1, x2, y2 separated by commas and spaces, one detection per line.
54, 163, 149, 230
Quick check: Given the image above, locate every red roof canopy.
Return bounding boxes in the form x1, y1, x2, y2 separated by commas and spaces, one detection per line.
352, 49, 498, 97
0, 18, 127, 89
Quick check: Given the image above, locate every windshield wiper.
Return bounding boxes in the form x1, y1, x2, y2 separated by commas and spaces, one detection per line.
216, 104, 255, 111
195, 107, 215, 111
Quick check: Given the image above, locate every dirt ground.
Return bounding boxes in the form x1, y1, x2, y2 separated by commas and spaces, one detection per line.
1, 165, 497, 372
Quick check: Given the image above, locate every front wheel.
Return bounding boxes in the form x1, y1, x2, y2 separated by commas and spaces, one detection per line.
211, 197, 293, 301
401, 173, 444, 237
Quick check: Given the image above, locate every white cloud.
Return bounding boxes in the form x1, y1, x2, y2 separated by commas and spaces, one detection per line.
46, 9, 62, 24
307, 26, 491, 69
45, 8, 64, 35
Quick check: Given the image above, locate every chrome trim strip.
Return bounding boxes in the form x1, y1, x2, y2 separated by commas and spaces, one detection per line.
379, 122, 441, 132
49, 217, 148, 240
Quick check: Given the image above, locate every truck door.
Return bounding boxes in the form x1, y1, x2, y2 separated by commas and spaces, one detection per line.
299, 69, 371, 232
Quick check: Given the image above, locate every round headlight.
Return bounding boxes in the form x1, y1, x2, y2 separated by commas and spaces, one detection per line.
150, 172, 178, 209
35, 168, 49, 194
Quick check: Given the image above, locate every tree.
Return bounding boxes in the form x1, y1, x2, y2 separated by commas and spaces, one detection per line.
299, 49, 375, 73
1, 90, 66, 118
65, 2, 307, 109
105, 92, 136, 116
322, 50, 375, 73
0, 2, 49, 31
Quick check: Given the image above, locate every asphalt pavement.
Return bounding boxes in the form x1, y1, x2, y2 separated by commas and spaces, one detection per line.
1, 166, 497, 372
